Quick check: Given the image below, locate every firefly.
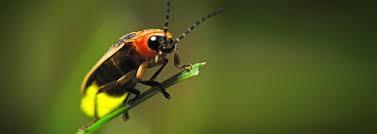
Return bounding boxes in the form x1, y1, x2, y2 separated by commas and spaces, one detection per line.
80, 0, 223, 120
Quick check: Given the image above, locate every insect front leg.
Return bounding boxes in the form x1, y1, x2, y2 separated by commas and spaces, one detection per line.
149, 58, 168, 81
174, 47, 192, 70
137, 60, 171, 99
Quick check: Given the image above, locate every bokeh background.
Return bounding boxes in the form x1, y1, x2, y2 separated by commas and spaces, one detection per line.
0, 0, 375, 134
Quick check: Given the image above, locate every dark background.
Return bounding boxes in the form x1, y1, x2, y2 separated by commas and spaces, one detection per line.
0, 0, 375, 134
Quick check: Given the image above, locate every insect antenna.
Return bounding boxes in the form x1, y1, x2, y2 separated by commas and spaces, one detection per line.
163, 0, 171, 34
174, 9, 224, 45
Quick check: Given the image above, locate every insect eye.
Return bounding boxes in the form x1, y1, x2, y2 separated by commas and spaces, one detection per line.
148, 36, 162, 51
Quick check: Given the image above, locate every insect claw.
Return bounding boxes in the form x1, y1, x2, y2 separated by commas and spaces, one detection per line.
175, 64, 192, 71
181, 64, 193, 71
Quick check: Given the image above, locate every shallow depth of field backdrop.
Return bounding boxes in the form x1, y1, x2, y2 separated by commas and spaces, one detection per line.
0, 0, 375, 134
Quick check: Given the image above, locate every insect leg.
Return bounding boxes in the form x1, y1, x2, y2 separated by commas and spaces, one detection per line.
137, 61, 171, 99
122, 112, 130, 121
127, 88, 140, 96
139, 80, 170, 99
174, 47, 192, 70
97, 81, 117, 94
136, 61, 149, 80
97, 73, 134, 94
150, 58, 168, 81
118, 86, 142, 122
121, 93, 131, 121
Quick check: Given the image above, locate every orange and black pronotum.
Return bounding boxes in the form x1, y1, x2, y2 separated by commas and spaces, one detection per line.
80, 0, 223, 121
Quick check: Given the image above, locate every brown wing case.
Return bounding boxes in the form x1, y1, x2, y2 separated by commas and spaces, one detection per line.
81, 33, 136, 94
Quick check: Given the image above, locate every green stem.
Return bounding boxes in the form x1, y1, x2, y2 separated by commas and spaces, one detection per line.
76, 62, 206, 134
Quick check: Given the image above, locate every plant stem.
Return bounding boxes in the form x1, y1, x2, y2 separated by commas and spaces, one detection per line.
76, 62, 206, 134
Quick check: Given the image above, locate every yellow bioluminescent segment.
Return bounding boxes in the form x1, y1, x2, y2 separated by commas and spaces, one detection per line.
80, 83, 128, 117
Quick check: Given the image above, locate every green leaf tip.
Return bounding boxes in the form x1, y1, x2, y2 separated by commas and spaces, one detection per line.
193, 62, 206, 71
188, 62, 206, 76
195, 62, 207, 68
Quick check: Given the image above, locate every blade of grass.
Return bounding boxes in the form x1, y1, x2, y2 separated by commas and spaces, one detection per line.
76, 62, 206, 134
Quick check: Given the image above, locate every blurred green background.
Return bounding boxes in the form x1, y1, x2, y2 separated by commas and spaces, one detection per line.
0, 0, 375, 134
